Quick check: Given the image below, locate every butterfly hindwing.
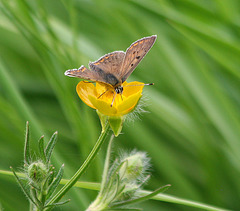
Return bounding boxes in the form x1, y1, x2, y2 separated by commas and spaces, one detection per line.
89, 51, 125, 75
119, 35, 157, 82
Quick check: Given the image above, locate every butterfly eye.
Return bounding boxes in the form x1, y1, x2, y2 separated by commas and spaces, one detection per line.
115, 86, 123, 94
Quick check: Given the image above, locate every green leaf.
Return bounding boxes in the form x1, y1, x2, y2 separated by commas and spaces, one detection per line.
30, 187, 43, 209
24, 121, 31, 165
107, 209, 141, 211
45, 131, 58, 163
38, 135, 46, 163
10, 166, 37, 207
110, 185, 171, 208
47, 166, 55, 185
47, 164, 64, 200
44, 199, 70, 209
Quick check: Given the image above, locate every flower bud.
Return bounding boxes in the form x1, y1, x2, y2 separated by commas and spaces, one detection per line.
28, 161, 48, 184
119, 152, 145, 182
87, 150, 151, 211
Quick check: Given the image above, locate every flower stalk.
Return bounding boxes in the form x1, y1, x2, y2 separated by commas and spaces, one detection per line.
45, 122, 111, 209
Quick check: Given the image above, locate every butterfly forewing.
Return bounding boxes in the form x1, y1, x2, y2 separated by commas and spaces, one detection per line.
65, 65, 108, 83
119, 35, 157, 82
64, 52, 126, 86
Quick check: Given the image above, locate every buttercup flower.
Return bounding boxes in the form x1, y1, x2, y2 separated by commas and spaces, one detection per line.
76, 81, 144, 116
76, 80, 144, 136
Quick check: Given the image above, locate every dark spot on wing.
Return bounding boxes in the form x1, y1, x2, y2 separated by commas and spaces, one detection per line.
136, 56, 140, 59
131, 64, 134, 67
133, 51, 136, 54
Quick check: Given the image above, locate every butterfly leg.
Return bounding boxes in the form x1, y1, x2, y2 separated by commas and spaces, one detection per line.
98, 89, 108, 99
111, 92, 117, 107
120, 93, 123, 101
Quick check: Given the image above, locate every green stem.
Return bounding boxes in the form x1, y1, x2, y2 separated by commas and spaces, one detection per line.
29, 202, 33, 211
139, 190, 230, 211
45, 122, 110, 209
99, 134, 114, 197
0, 169, 229, 211
87, 134, 115, 210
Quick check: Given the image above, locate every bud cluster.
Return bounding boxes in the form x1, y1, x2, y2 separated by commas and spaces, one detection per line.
11, 122, 68, 211
87, 148, 151, 211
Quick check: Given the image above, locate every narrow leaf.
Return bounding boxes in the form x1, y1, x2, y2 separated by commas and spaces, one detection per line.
104, 173, 121, 205
47, 164, 64, 199
30, 187, 43, 209
38, 135, 46, 163
42, 171, 54, 204
45, 199, 70, 209
24, 121, 31, 165
45, 131, 58, 163
47, 166, 55, 185
107, 209, 141, 211
110, 185, 171, 208
10, 166, 37, 207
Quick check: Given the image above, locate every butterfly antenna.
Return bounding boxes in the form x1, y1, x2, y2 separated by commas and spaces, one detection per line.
111, 92, 117, 107
123, 83, 154, 87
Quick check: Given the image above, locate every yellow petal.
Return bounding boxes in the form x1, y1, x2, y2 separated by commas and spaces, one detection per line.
76, 81, 96, 109
88, 95, 118, 116
122, 81, 144, 97
117, 91, 142, 115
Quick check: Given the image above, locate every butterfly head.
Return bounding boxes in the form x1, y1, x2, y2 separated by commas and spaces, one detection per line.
115, 85, 123, 94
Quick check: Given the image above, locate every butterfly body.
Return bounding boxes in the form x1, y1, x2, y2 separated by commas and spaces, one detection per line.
65, 35, 157, 95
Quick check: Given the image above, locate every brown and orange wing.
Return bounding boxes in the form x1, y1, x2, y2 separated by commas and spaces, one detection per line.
64, 65, 107, 83
119, 35, 157, 82
88, 51, 125, 86
89, 51, 125, 74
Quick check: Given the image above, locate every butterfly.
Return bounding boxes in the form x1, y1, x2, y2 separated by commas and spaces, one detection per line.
65, 35, 157, 106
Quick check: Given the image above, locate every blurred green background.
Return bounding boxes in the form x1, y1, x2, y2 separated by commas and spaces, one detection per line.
0, 0, 240, 210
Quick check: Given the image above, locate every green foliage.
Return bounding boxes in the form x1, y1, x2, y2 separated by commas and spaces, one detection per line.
11, 125, 68, 210
0, 0, 240, 210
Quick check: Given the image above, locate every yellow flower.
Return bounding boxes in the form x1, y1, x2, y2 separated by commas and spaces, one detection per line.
76, 81, 144, 117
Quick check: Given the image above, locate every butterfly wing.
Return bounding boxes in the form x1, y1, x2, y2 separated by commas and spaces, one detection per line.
119, 35, 157, 82
88, 51, 125, 86
65, 51, 126, 86
89, 51, 125, 74
65, 65, 106, 82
